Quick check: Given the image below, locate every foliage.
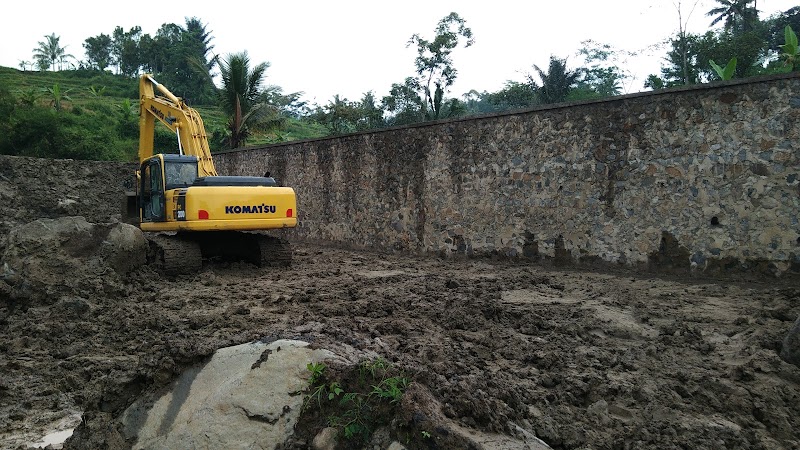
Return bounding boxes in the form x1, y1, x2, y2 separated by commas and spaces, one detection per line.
764, 7, 800, 50
156, 18, 217, 104
570, 40, 629, 100
461, 80, 539, 114
216, 51, 280, 149
0, 100, 135, 160
111, 26, 144, 77
780, 25, 799, 70
382, 77, 426, 126
87, 85, 106, 97
44, 84, 73, 111
706, 0, 759, 34
303, 358, 409, 444
33, 34, 73, 71
407, 12, 474, 120
531, 56, 580, 104
311, 92, 385, 135
648, 25, 767, 88
710, 57, 738, 79
83, 34, 113, 71
17, 87, 43, 106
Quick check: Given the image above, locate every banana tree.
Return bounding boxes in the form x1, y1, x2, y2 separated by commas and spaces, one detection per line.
44, 84, 73, 111
781, 25, 799, 71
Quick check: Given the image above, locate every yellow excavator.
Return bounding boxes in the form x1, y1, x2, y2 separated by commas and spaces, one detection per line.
131, 74, 296, 273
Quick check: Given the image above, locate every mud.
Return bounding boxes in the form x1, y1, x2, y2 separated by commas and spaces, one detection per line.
1, 155, 800, 449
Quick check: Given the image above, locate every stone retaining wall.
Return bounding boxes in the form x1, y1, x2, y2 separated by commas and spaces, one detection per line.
215, 74, 800, 276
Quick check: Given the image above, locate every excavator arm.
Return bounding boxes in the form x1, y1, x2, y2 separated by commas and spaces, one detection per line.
138, 74, 218, 177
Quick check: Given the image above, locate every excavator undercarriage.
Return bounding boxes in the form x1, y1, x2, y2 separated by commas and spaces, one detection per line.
146, 231, 292, 274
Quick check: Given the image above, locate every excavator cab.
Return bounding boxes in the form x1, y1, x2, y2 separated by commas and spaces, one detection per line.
139, 154, 199, 223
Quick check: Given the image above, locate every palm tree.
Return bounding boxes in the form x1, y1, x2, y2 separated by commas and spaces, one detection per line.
217, 52, 270, 149
32, 34, 73, 71
706, 0, 759, 34
531, 56, 580, 104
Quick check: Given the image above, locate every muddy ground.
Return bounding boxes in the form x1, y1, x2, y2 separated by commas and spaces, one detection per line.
1, 243, 799, 449
1, 155, 800, 449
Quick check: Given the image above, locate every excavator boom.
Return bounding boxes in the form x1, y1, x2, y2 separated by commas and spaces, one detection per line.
139, 74, 217, 177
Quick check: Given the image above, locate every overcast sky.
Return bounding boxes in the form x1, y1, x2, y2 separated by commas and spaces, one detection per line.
1, 0, 796, 104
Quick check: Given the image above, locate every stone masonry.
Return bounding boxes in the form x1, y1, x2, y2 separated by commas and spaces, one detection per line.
214, 73, 800, 276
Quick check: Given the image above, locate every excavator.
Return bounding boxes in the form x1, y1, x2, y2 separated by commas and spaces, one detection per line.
130, 74, 296, 273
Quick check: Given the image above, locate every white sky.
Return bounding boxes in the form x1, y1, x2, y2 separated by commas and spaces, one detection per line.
1, 1, 796, 104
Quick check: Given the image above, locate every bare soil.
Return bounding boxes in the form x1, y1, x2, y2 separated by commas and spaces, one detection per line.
1, 155, 799, 449
1, 245, 799, 449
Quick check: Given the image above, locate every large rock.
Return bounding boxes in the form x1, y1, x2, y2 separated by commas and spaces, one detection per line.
120, 340, 337, 449
1, 216, 147, 305
780, 315, 800, 367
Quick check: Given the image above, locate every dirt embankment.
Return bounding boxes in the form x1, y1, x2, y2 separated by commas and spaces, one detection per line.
0, 155, 799, 449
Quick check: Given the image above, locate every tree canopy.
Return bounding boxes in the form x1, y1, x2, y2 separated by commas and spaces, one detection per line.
14, 5, 800, 151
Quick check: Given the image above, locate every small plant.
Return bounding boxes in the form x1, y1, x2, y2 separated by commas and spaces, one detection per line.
302, 357, 410, 444
88, 85, 106, 97
307, 362, 325, 385
303, 362, 329, 410
421, 430, 431, 439
359, 357, 389, 380
709, 57, 737, 80
17, 87, 43, 106
327, 381, 343, 400
371, 375, 408, 403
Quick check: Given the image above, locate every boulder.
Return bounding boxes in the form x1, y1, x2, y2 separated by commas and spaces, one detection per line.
1, 216, 147, 306
120, 340, 337, 449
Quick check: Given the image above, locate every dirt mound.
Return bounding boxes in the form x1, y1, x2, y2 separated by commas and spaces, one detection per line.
1, 216, 146, 310
0, 155, 134, 256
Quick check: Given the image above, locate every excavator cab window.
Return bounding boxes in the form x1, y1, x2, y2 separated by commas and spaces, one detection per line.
140, 159, 165, 222
164, 160, 198, 190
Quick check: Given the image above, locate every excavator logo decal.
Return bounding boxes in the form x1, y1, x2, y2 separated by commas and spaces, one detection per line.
225, 204, 277, 214
149, 105, 177, 125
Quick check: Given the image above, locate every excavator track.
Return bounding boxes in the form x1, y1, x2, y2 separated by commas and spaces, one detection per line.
147, 233, 202, 275
146, 232, 290, 271
257, 235, 292, 267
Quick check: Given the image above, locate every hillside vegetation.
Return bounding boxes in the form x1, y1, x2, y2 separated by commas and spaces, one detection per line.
0, 67, 327, 162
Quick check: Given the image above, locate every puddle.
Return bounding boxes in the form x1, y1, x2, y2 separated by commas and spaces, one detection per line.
26, 412, 82, 449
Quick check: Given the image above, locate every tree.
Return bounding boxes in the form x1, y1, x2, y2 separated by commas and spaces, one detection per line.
311, 92, 386, 135
112, 26, 144, 76
531, 56, 580, 104
407, 12, 474, 120
181, 18, 217, 104
32, 34, 72, 71
83, 33, 113, 71
461, 81, 539, 115
259, 86, 310, 119
706, 0, 759, 34
571, 40, 629, 99
217, 51, 270, 148
649, 33, 703, 87
382, 77, 426, 126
